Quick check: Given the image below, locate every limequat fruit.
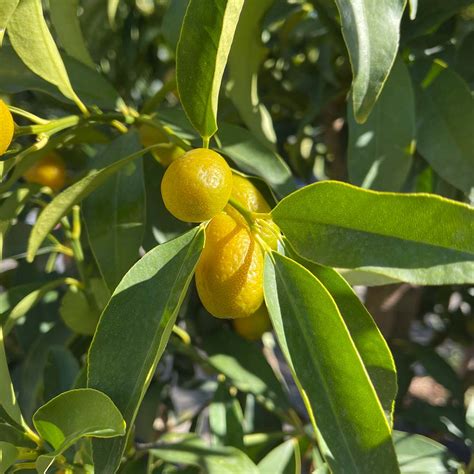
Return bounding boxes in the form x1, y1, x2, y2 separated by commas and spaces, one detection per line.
233, 304, 272, 341
161, 148, 232, 222
23, 152, 67, 191
0, 99, 14, 156
195, 212, 264, 319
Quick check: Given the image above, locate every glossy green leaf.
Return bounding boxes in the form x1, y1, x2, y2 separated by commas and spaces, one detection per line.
0, 423, 35, 448
27, 134, 149, 262
393, 431, 454, 473
162, 0, 189, 50
49, 0, 94, 67
209, 382, 244, 449
83, 133, 145, 291
0, 0, 19, 45
272, 181, 474, 285
151, 433, 260, 474
0, 442, 18, 473
227, 0, 277, 148
87, 227, 205, 474
0, 327, 23, 426
348, 58, 415, 191
416, 68, 474, 200
217, 123, 296, 197
264, 253, 399, 473
0, 45, 120, 109
290, 253, 397, 423
335, 0, 406, 123
177, 0, 245, 139
7, 0, 86, 111
258, 438, 300, 474
60, 286, 100, 336
43, 346, 80, 401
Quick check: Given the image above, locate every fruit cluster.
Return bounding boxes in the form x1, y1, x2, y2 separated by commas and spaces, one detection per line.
161, 147, 279, 340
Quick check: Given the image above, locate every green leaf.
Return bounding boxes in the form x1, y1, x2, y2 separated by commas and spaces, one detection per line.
27, 133, 149, 262
162, 0, 189, 51
176, 0, 245, 139
59, 286, 100, 336
258, 438, 300, 474
107, 0, 120, 28
87, 227, 205, 474
43, 346, 80, 401
272, 181, 474, 285
264, 253, 399, 473
290, 253, 397, 423
393, 431, 454, 473
408, 0, 417, 19
0, 327, 24, 428
0, 45, 121, 109
348, 58, 415, 191
227, 0, 277, 149
0, 423, 36, 448
7, 0, 86, 112
49, 0, 94, 67
335, 0, 406, 123
151, 433, 260, 474
0, 0, 19, 45
83, 133, 145, 291
0, 441, 18, 473
217, 123, 296, 197
416, 68, 474, 200
209, 382, 244, 449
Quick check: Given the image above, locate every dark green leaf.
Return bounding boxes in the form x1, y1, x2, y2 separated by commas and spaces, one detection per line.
43, 346, 80, 401
416, 68, 474, 200
0, 423, 35, 448
348, 58, 415, 191
272, 181, 474, 285
87, 227, 205, 474
264, 253, 399, 473
335, 0, 406, 122
83, 133, 145, 291
0, 442, 18, 472
162, 0, 189, 51
177, 0, 245, 138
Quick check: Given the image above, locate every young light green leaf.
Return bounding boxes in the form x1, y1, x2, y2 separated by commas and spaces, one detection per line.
264, 253, 399, 473
272, 181, 474, 285
289, 253, 397, 423
348, 58, 415, 191
83, 133, 145, 291
151, 433, 260, 474
27, 132, 149, 262
416, 68, 474, 200
0, 442, 18, 473
60, 286, 100, 336
0, 0, 19, 45
107, 0, 120, 28
87, 227, 205, 474
177, 0, 245, 139
0, 327, 24, 427
227, 0, 277, 149
49, 0, 94, 67
7, 0, 87, 113
258, 438, 300, 474
335, 0, 406, 123
217, 123, 296, 197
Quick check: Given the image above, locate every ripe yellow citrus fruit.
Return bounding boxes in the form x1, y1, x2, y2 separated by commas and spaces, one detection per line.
226, 175, 279, 250
161, 148, 233, 222
233, 304, 272, 341
139, 124, 185, 166
195, 212, 264, 319
23, 152, 66, 191
0, 100, 14, 156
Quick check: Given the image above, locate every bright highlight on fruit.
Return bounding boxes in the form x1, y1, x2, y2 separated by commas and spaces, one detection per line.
23, 152, 67, 191
0, 99, 14, 156
233, 304, 272, 341
161, 148, 233, 222
195, 212, 264, 319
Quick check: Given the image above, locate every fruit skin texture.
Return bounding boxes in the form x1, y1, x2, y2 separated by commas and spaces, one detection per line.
233, 304, 272, 341
139, 124, 185, 166
161, 148, 233, 223
0, 100, 14, 156
23, 152, 66, 191
196, 212, 264, 319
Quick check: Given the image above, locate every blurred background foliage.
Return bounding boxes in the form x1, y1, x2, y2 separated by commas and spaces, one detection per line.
1, 0, 473, 472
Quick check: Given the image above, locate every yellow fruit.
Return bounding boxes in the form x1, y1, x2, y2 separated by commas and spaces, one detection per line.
196, 212, 264, 319
233, 305, 272, 341
23, 152, 66, 191
161, 148, 233, 222
227, 175, 279, 250
139, 124, 185, 166
0, 100, 14, 156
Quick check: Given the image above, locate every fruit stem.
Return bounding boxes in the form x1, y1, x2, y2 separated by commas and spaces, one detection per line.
202, 136, 210, 149
172, 325, 191, 345
228, 197, 254, 227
